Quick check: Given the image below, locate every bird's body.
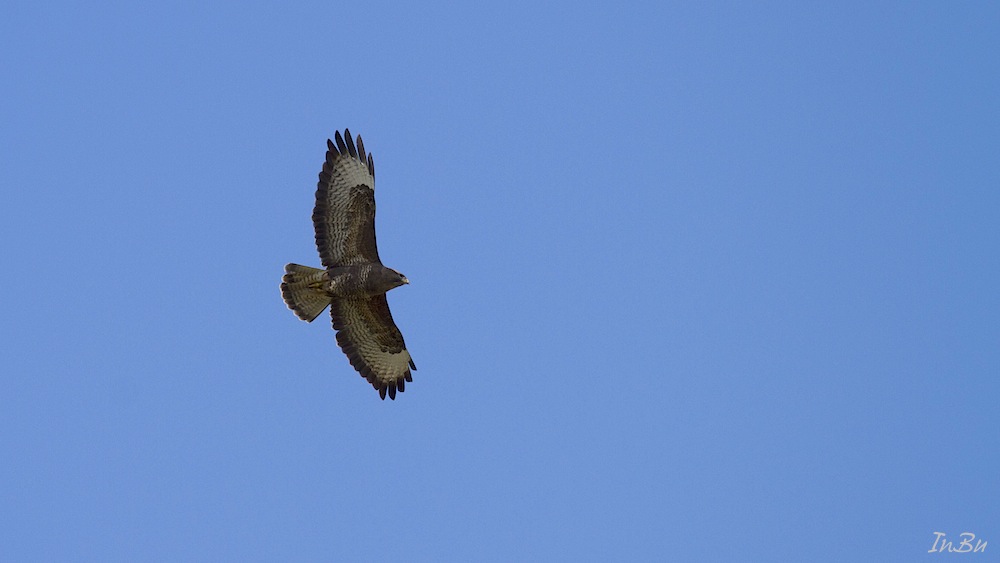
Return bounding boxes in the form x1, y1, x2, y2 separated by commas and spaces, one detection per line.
281, 129, 415, 400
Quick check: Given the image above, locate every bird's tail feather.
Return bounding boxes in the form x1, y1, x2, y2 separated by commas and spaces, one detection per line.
281, 264, 331, 322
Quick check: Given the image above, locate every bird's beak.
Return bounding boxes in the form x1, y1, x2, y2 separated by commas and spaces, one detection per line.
402, 277, 410, 284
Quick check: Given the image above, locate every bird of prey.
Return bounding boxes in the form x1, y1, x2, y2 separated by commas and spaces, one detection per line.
281, 129, 416, 400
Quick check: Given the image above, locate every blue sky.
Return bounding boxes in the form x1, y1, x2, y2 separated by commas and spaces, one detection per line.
2, 1, 998, 561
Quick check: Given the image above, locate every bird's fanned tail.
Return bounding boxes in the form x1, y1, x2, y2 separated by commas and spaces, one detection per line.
281, 264, 331, 322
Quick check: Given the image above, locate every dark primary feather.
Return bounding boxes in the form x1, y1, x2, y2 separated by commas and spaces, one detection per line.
344, 131, 358, 158
334, 130, 348, 155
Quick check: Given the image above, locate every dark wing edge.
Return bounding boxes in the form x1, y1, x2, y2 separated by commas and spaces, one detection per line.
330, 295, 416, 400
333, 129, 375, 178
313, 129, 379, 268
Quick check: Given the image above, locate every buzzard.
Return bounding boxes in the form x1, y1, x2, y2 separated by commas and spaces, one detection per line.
281, 129, 416, 400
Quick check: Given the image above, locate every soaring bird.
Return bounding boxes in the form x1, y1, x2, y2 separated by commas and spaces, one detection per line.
281, 129, 415, 400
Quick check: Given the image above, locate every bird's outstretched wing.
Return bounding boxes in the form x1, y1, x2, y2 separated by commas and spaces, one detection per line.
313, 129, 380, 267
330, 295, 416, 400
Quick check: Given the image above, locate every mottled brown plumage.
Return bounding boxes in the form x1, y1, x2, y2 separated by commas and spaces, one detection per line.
281, 130, 416, 400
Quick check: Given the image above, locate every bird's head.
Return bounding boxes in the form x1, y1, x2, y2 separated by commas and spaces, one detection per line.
388, 268, 409, 288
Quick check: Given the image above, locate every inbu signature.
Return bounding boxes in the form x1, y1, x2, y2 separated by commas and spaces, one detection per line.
929, 532, 988, 553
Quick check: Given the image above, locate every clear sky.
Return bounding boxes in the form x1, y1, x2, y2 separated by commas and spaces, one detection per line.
2, 1, 998, 561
